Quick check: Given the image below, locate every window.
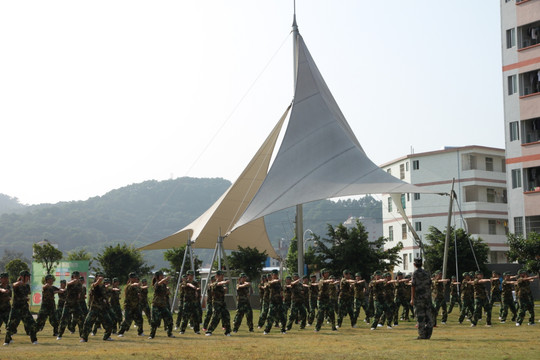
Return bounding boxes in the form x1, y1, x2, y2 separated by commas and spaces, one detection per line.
414, 221, 422, 232
414, 193, 421, 200
502, 159, 506, 173
508, 75, 517, 95
512, 169, 522, 189
403, 254, 408, 271
387, 168, 392, 175
412, 160, 419, 170
509, 121, 519, 141
488, 220, 496, 235
407, 193, 410, 201
485, 157, 493, 171
514, 217, 523, 236
409, 253, 412, 263
401, 224, 407, 240
487, 188, 496, 203
400, 194, 406, 209
389, 226, 394, 241
400, 164, 405, 180
387, 197, 393, 212
468, 155, 477, 170
506, 28, 516, 49
406, 162, 409, 171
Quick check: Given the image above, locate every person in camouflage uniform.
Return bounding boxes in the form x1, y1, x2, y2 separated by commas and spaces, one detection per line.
233, 273, 254, 332
205, 270, 231, 336
431, 270, 449, 326
174, 274, 187, 330
257, 275, 270, 328
139, 278, 151, 325
149, 271, 175, 339
202, 275, 216, 331
55, 280, 67, 325
109, 278, 123, 333
307, 274, 318, 326
117, 273, 145, 337
514, 269, 538, 326
283, 275, 292, 322
468, 270, 492, 327
0, 273, 12, 330
393, 272, 410, 325
352, 272, 368, 325
337, 270, 356, 328
410, 258, 433, 339
499, 272, 517, 323
263, 269, 286, 334
80, 273, 114, 342
447, 275, 461, 314
36, 274, 60, 335
315, 269, 337, 332
458, 272, 474, 324
179, 270, 200, 334
3, 270, 38, 345
329, 275, 339, 319
57, 271, 84, 340
489, 271, 503, 319
91, 277, 116, 335
286, 273, 307, 330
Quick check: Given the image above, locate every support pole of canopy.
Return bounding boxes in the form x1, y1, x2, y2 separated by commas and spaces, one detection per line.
442, 179, 455, 280
201, 240, 220, 306
219, 236, 237, 303
171, 238, 192, 313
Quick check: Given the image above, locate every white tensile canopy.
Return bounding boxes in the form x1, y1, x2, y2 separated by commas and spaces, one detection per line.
140, 31, 440, 258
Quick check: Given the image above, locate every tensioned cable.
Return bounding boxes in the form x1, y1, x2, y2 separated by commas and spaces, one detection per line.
131, 31, 292, 247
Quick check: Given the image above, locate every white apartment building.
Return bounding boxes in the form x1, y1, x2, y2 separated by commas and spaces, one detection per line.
500, 0, 540, 235
380, 146, 508, 273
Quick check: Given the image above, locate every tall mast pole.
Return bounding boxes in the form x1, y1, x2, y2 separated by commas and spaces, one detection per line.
292, 1, 305, 277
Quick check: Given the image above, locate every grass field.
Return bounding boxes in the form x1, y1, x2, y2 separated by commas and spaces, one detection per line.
0, 308, 538, 360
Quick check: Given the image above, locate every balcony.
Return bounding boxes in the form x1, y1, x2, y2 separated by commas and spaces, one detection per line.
519, 69, 540, 97
522, 117, 540, 144
517, 20, 540, 51
523, 165, 540, 192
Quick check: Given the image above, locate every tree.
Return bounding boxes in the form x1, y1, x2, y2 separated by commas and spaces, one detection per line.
228, 246, 267, 281
163, 246, 202, 275
0, 249, 30, 272
32, 241, 63, 275
65, 248, 93, 269
94, 243, 153, 283
5, 259, 30, 283
285, 236, 324, 275
506, 232, 540, 274
423, 226, 489, 277
314, 220, 403, 277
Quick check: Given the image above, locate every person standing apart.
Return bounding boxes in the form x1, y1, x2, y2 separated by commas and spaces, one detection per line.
410, 258, 433, 340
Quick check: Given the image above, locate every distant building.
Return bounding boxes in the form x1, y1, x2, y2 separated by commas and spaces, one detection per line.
380, 146, 508, 273
343, 216, 382, 242
500, 0, 540, 236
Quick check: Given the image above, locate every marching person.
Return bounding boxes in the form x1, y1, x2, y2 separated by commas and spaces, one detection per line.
118, 273, 145, 337
233, 273, 254, 333
36, 274, 60, 336
205, 270, 231, 336
149, 271, 175, 339
80, 273, 114, 342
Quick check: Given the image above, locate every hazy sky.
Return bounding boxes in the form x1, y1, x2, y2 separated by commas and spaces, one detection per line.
0, 1, 503, 205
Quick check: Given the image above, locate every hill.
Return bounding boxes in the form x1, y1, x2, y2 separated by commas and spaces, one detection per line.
0, 177, 381, 269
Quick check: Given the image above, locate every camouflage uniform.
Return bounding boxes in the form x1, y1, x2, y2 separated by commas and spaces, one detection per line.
337, 275, 355, 328
264, 277, 286, 333
315, 273, 336, 332
206, 278, 231, 335
233, 279, 253, 332
81, 279, 114, 341
489, 275, 502, 318
515, 273, 535, 325
307, 276, 318, 326
471, 276, 492, 326
140, 281, 152, 325
431, 276, 448, 326
149, 279, 174, 338
180, 279, 200, 333
393, 276, 409, 324
0, 275, 12, 330
203, 280, 215, 330
286, 279, 307, 330
257, 280, 270, 328
118, 282, 144, 336
458, 274, 474, 323
36, 283, 59, 335
55, 282, 66, 324
353, 277, 369, 323
500, 275, 517, 323
109, 283, 123, 333
4, 277, 38, 344
447, 278, 461, 314
283, 279, 292, 320
58, 277, 84, 338
175, 276, 186, 329
411, 264, 433, 339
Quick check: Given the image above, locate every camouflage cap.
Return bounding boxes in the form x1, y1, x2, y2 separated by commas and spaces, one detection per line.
462, 272, 469, 278
468, 272, 475, 277
113, 277, 119, 282
271, 269, 279, 275
503, 271, 511, 276
285, 275, 292, 280
216, 270, 224, 275
329, 275, 336, 279
19, 270, 31, 277
154, 270, 163, 277
355, 272, 362, 277
239, 273, 247, 278
310, 274, 317, 278
451, 275, 456, 279
321, 268, 330, 274
492, 270, 500, 275
405, 274, 411, 279
211, 275, 216, 280
342, 269, 350, 275
71, 271, 80, 276
186, 270, 194, 275
80, 276, 85, 281
302, 275, 308, 280
95, 272, 104, 277
60, 279, 67, 284
129, 272, 138, 278
397, 271, 403, 276
0, 272, 8, 278
475, 270, 482, 275
261, 274, 267, 280
413, 258, 423, 266
104, 278, 111, 283
292, 273, 299, 277
518, 269, 527, 275
383, 272, 391, 277
45, 274, 54, 281
374, 270, 382, 276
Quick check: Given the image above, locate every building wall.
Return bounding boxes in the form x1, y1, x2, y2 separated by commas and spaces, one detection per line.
501, 0, 540, 235
381, 146, 507, 273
